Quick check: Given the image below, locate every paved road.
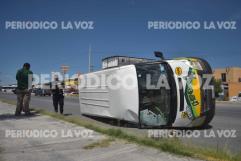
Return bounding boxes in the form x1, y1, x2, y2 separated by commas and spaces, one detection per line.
1, 92, 241, 154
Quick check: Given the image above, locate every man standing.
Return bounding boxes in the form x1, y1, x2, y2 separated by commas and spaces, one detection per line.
15, 63, 33, 116
51, 76, 65, 114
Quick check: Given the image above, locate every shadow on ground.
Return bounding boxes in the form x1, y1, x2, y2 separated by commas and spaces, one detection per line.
83, 114, 213, 131
0, 112, 40, 121
83, 114, 139, 128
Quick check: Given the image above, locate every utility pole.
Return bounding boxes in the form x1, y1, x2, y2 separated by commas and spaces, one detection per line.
88, 44, 93, 72
0, 72, 2, 87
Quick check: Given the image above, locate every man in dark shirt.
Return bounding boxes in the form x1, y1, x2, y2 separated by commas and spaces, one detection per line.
51, 76, 65, 114
15, 63, 33, 116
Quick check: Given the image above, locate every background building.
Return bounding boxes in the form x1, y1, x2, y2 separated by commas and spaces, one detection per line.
213, 67, 241, 99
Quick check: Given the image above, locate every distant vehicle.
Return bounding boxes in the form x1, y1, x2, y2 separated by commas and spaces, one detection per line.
12, 89, 16, 94
64, 91, 70, 96
230, 96, 238, 102
1, 85, 17, 93
33, 88, 51, 96
230, 93, 241, 102
238, 92, 241, 102
63, 91, 78, 96
79, 54, 215, 128
70, 91, 79, 95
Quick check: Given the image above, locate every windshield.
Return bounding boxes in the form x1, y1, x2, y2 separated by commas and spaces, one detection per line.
135, 63, 173, 127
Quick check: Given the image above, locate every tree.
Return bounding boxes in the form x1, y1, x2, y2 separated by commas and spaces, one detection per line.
213, 79, 223, 97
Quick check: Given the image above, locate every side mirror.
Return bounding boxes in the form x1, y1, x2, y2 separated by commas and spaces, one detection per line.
154, 51, 164, 60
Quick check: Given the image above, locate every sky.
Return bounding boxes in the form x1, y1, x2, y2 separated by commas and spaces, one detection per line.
0, 0, 241, 85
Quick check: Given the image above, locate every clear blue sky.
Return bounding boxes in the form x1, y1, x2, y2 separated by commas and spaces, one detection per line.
0, 0, 241, 85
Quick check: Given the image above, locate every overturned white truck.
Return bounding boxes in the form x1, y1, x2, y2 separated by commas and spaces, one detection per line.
78, 52, 215, 128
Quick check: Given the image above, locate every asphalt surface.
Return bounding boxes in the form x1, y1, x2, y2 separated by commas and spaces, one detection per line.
1, 92, 241, 154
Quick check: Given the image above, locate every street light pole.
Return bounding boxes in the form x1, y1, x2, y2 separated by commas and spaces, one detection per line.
0, 72, 2, 86
88, 44, 92, 72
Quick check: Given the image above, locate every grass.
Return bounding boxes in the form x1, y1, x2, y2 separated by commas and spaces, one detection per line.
0, 99, 16, 105
0, 98, 241, 161
0, 147, 4, 161
83, 138, 114, 150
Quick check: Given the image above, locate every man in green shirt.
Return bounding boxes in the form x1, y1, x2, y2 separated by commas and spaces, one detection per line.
15, 63, 33, 116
